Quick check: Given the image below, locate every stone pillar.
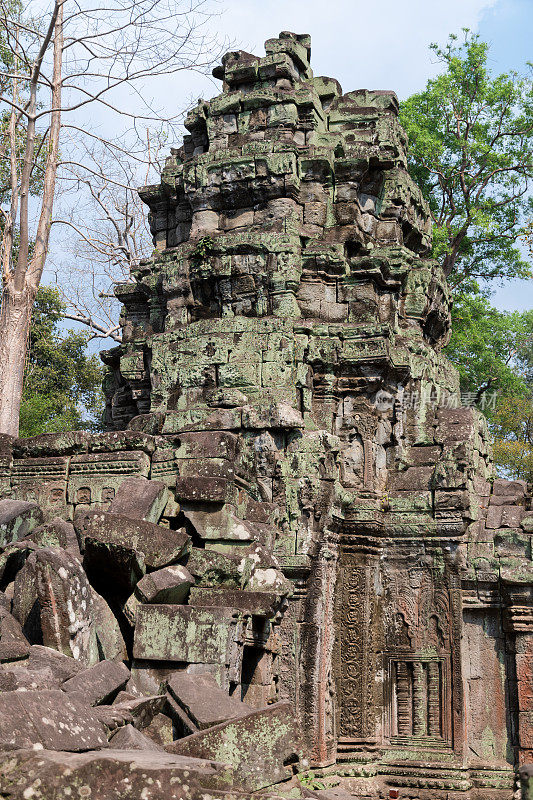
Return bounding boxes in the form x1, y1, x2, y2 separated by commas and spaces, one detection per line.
334, 537, 382, 751
395, 661, 412, 736
505, 591, 533, 765
362, 440, 374, 489
413, 661, 426, 736
515, 631, 533, 764
301, 540, 338, 767
427, 660, 441, 737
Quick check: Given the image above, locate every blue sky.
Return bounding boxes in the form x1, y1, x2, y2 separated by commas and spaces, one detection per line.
476, 0, 532, 312
478, 0, 531, 74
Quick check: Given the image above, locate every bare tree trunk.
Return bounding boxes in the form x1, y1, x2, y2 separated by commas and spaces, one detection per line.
0, 283, 34, 436
0, 0, 63, 436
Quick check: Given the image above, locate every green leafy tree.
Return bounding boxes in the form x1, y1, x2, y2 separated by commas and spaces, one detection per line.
445, 292, 532, 413
19, 286, 104, 437
492, 395, 533, 482
401, 30, 533, 428
519, 309, 533, 384
489, 309, 533, 480
400, 30, 533, 290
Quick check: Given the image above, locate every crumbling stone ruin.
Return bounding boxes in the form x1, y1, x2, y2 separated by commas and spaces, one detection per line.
0, 31, 531, 800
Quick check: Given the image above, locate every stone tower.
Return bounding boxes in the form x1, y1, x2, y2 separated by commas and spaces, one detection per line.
0, 31, 532, 799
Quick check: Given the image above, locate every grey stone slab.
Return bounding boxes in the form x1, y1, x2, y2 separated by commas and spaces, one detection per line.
167, 671, 253, 729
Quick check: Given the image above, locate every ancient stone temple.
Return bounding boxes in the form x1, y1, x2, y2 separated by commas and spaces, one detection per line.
0, 31, 532, 800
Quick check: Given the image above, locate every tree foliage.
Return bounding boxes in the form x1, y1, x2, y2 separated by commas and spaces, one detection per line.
19, 285, 104, 437
488, 309, 533, 481
401, 31, 533, 480
492, 395, 533, 482
445, 292, 532, 408
523, 219, 533, 262
400, 30, 533, 290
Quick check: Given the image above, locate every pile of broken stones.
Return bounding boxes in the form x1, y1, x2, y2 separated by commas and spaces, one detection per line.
0, 475, 308, 799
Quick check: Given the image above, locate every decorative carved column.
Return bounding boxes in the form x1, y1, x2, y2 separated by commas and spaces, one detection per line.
396, 661, 412, 736
362, 440, 374, 489
413, 661, 427, 736
335, 539, 382, 751
427, 660, 441, 737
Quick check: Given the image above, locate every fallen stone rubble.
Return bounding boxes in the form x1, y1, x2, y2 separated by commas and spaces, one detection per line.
0, 482, 306, 799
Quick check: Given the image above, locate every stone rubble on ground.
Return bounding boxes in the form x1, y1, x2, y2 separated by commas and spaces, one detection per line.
0, 454, 301, 798
0, 480, 301, 797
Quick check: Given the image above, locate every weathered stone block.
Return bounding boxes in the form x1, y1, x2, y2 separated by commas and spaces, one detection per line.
31, 547, 101, 662
27, 644, 83, 682
92, 703, 134, 734
112, 693, 166, 730
183, 507, 261, 542
76, 510, 190, 582
486, 505, 504, 529
16, 547, 125, 665
0, 540, 37, 590
189, 586, 284, 618
174, 476, 237, 504
519, 680, 533, 712
494, 529, 530, 559
520, 712, 533, 749
68, 450, 151, 511
62, 659, 130, 705
493, 478, 527, 498
501, 505, 525, 528
490, 493, 526, 506
9, 456, 70, 517
166, 701, 301, 791
108, 475, 169, 522
0, 689, 107, 751
242, 401, 304, 430
0, 499, 42, 546
185, 547, 243, 588
0, 606, 30, 662
388, 466, 434, 491
133, 604, 247, 666
29, 517, 80, 556
0, 663, 61, 691
167, 671, 252, 729
0, 748, 235, 797
161, 407, 242, 435
135, 565, 194, 604
12, 430, 156, 458
522, 513, 533, 533
110, 722, 165, 751
176, 431, 239, 461
142, 711, 174, 746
